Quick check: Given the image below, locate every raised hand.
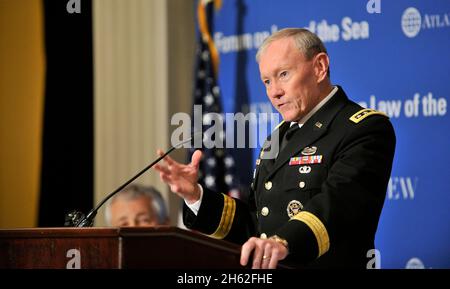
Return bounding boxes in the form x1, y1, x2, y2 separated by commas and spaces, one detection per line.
154, 149, 203, 204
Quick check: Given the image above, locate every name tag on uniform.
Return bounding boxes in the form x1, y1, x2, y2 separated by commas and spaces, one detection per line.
289, 155, 323, 166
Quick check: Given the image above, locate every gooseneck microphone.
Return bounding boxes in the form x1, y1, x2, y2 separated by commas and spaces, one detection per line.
64, 132, 201, 227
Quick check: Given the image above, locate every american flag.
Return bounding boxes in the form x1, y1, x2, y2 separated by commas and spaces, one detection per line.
189, 0, 241, 199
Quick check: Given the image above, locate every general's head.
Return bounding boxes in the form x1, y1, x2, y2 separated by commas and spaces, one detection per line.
256, 28, 331, 122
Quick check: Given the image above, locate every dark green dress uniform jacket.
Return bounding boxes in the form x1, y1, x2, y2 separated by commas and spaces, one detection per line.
183, 86, 396, 268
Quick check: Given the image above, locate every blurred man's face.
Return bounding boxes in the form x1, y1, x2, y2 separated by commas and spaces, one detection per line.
110, 196, 158, 227
259, 37, 321, 122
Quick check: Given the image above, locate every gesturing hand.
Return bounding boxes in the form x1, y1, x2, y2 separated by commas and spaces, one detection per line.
154, 149, 203, 204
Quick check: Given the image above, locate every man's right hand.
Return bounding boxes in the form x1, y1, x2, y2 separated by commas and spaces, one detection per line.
154, 149, 203, 204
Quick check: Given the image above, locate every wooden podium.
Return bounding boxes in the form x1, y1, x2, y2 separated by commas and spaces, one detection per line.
0, 226, 246, 269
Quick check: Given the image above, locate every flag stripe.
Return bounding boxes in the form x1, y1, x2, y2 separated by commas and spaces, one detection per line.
190, 0, 241, 200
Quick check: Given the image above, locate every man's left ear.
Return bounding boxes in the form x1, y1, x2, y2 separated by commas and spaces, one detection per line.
314, 52, 330, 83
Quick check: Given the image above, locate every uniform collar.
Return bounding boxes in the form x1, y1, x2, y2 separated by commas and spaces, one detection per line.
291, 86, 338, 128
266, 86, 349, 180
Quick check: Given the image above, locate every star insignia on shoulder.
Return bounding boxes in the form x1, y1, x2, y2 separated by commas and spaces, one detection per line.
349, 108, 388, 123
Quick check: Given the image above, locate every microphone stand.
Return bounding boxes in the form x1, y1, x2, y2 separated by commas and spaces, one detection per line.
65, 134, 198, 227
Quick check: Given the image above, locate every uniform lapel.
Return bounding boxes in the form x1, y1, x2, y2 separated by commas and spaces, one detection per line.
265, 86, 349, 181
253, 121, 287, 191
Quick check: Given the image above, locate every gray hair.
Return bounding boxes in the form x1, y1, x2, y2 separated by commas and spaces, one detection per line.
256, 28, 329, 76
104, 184, 168, 226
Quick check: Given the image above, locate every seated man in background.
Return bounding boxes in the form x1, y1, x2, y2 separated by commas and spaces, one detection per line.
105, 184, 169, 227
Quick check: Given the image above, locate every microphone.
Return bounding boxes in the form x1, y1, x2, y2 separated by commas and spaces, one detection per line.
64, 132, 202, 227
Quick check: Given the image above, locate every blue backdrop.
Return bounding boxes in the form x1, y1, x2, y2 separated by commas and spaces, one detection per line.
209, 0, 450, 268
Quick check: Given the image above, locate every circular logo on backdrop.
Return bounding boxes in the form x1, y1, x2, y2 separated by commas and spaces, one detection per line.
402, 7, 422, 38
405, 257, 425, 269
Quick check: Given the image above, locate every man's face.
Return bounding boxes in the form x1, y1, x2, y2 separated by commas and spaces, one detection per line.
259, 37, 320, 122
110, 196, 158, 227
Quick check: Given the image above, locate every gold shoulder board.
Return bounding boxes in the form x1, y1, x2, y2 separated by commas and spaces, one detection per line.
349, 109, 388, 124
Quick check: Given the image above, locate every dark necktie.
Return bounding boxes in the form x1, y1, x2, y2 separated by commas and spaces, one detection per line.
280, 123, 300, 152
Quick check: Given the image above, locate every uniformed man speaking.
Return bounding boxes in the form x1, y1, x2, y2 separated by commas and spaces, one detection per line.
155, 28, 396, 269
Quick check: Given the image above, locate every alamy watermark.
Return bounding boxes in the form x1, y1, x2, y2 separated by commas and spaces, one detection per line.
67, 0, 81, 14
366, 0, 381, 14
366, 249, 381, 269
170, 105, 281, 159
66, 248, 81, 269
